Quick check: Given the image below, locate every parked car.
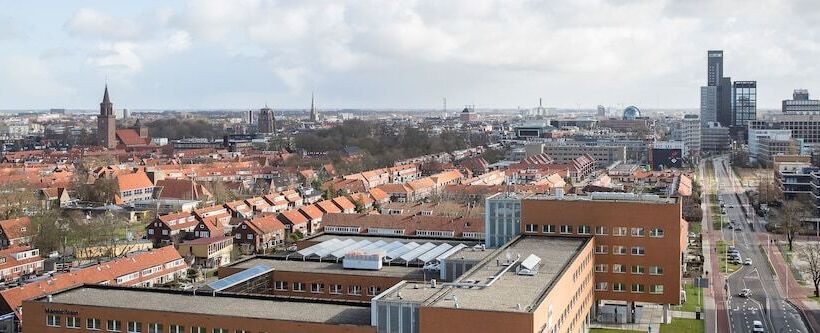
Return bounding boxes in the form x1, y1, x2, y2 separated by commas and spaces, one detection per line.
744, 258, 753, 266
739, 289, 752, 297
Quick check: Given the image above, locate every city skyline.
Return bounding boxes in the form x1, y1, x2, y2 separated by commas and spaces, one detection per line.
1, 0, 820, 110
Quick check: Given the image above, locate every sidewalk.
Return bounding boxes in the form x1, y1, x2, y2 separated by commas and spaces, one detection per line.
699, 159, 728, 333
766, 240, 820, 332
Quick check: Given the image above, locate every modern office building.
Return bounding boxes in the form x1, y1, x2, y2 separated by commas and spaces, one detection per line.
783, 89, 820, 115
717, 77, 733, 128
648, 141, 685, 170
671, 114, 701, 158
747, 129, 797, 166
732, 81, 757, 140
707, 50, 723, 86
538, 142, 627, 168
699, 86, 718, 126
701, 122, 731, 152
749, 114, 820, 144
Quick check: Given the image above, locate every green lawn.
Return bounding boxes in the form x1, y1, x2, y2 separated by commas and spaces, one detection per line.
689, 222, 702, 234
589, 329, 642, 333
660, 318, 705, 333
715, 240, 741, 274
672, 283, 704, 312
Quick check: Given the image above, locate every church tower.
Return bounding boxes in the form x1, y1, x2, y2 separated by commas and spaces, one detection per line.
97, 85, 117, 148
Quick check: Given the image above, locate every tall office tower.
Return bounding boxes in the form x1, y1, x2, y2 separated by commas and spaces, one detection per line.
707, 50, 723, 86
248, 110, 253, 124
257, 106, 276, 134
97, 85, 116, 149
309, 93, 319, 122
717, 76, 733, 127
122, 108, 129, 119
782, 89, 820, 115
732, 81, 757, 141
597, 105, 606, 117
700, 86, 717, 126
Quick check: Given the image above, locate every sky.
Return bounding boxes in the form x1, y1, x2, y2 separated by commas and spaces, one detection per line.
1, 0, 819, 111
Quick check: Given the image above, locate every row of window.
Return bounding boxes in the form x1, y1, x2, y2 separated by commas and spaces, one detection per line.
594, 245, 645, 256
594, 264, 663, 275
524, 225, 664, 237
595, 282, 664, 294
46, 316, 258, 333
273, 281, 382, 296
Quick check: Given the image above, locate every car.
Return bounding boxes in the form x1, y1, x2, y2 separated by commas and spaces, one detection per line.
739, 288, 752, 297
752, 320, 765, 332
733, 225, 742, 231
744, 258, 752, 265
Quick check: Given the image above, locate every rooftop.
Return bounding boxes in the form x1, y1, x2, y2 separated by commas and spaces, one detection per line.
377, 236, 588, 313
38, 285, 371, 325
529, 192, 678, 204
230, 256, 426, 279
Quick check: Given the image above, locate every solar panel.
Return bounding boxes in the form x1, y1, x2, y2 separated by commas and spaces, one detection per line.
520, 254, 541, 271
328, 240, 372, 259
385, 242, 420, 261
436, 244, 467, 261
205, 265, 273, 291
399, 242, 437, 263
415, 243, 453, 264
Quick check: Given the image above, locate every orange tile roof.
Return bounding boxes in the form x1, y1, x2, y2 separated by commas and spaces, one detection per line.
0, 217, 31, 243
116, 172, 154, 191
246, 215, 286, 234
279, 209, 309, 226
115, 129, 149, 147
298, 204, 323, 221
0, 246, 185, 318
331, 196, 356, 211
316, 200, 342, 214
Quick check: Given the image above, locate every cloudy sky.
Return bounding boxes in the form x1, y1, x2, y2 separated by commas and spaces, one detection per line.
1, 0, 818, 110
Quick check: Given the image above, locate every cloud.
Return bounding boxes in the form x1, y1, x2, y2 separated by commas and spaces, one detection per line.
65, 8, 145, 40
0, 16, 23, 41
0, 55, 74, 103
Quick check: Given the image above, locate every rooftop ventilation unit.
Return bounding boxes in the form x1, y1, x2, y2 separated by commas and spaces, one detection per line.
517, 254, 541, 276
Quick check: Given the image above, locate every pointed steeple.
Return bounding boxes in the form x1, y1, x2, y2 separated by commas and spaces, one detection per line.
103, 85, 111, 104
310, 92, 318, 122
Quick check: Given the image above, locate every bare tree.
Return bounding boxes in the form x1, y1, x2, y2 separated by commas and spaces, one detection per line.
797, 242, 820, 297
0, 182, 36, 220
777, 201, 808, 252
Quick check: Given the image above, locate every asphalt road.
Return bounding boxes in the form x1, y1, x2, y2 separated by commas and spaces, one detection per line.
712, 156, 808, 333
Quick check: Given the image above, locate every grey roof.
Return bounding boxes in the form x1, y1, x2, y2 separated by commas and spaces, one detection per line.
205, 265, 272, 291
44, 287, 371, 325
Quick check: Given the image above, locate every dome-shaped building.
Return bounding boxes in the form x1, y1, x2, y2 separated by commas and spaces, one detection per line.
622, 106, 641, 120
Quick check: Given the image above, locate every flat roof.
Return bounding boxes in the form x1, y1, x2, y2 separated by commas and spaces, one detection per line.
379, 236, 588, 313
231, 257, 427, 280
306, 234, 482, 245
528, 192, 678, 204
40, 286, 371, 325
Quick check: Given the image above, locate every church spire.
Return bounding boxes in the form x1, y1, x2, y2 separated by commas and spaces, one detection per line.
310, 92, 318, 122
103, 84, 111, 104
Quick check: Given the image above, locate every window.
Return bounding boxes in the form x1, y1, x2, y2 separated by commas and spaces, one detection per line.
191, 327, 206, 333
595, 226, 607, 235
560, 225, 573, 234
631, 227, 644, 237
542, 224, 556, 233
651, 284, 665, 294
650, 228, 664, 237
161, 229, 169, 236
107, 320, 121, 331
169, 325, 184, 333
650, 266, 664, 275
47, 315, 60, 327
594, 245, 607, 254
594, 264, 607, 272
613, 283, 625, 292
368, 286, 382, 296
631, 284, 645, 293
87, 318, 101, 330
348, 285, 362, 295
525, 224, 537, 233
614, 227, 627, 236
595, 282, 608, 291
631, 247, 645, 256
330, 284, 343, 294
631, 265, 644, 274
234, 234, 241, 239
148, 229, 154, 235
578, 225, 591, 234
612, 264, 625, 273
293, 282, 304, 292
274, 281, 287, 290
613, 246, 626, 255
148, 323, 163, 333
310, 282, 325, 293
212, 329, 228, 333
128, 321, 142, 333
67, 316, 80, 328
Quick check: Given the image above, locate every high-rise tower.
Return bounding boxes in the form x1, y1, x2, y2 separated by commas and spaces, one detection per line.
97, 85, 117, 148
707, 50, 723, 87
309, 93, 319, 122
